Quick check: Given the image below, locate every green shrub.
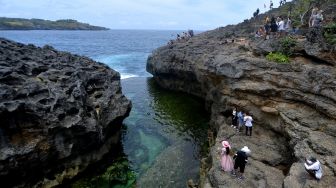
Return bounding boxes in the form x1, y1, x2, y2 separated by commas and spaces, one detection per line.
266, 52, 290, 64
279, 36, 297, 56
323, 23, 336, 45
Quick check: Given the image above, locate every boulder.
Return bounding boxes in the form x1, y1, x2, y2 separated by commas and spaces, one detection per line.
0, 38, 131, 187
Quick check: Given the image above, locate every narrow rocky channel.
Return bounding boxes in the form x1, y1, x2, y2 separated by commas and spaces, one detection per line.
70, 77, 210, 188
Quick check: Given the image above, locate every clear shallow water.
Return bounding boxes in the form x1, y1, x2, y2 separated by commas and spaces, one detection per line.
0, 30, 209, 187
121, 78, 209, 187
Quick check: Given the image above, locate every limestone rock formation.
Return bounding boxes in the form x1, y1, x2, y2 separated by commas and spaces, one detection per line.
0, 38, 131, 187
147, 12, 336, 188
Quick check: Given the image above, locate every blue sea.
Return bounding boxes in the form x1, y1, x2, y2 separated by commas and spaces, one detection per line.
0, 30, 180, 79
0, 30, 209, 188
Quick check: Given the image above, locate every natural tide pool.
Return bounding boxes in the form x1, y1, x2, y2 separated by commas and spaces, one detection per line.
71, 77, 210, 188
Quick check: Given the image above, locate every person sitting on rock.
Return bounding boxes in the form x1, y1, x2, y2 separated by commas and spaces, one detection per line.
304, 156, 322, 180
232, 146, 251, 180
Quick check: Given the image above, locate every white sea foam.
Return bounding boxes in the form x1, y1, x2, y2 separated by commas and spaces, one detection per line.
121, 73, 137, 79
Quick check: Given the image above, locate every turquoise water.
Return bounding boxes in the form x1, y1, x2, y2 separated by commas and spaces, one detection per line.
0, 30, 208, 187
71, 78, 209, 187
123, 77, 209, 187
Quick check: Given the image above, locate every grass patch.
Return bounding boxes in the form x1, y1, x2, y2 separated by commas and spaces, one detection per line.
279, 36, 297, 56
323, 23, 336, 45
266, 52, 290, 64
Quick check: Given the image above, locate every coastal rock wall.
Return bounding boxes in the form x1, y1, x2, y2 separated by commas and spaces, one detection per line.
0, 38, 131, 187
147, 29, 336, 187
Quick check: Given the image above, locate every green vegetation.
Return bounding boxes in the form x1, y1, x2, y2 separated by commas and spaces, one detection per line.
266, 52, 290, 64
72, 157, 136, 188
279, 36, 297, 56
323, 23, 336, 45
283, 0, 336, 27
0, 17, 109, 30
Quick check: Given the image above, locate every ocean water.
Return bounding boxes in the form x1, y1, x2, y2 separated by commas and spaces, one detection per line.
0, 30, 180, 79
0, 30, 209, 188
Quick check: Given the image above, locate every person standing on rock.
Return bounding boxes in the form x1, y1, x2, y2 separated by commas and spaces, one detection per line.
237, 110, 244, 132
220, 141, 234, 172
232, 146, 251, 180
270, 16, 278, 38
277, 16, 285, 37
231, 107, 238, 129
244, 113, 253, 136
304, 156, 322, 180
264, 16, 271, 39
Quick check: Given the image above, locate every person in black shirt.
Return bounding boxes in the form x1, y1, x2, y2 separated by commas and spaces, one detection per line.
232, 146, 251, 180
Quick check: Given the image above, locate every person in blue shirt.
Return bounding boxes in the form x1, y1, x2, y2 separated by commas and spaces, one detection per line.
237, 110, 244, 132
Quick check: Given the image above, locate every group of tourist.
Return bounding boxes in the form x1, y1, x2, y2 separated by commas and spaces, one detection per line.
219, 107, 323, 181
255, 15, 292, 39
168, 30, 194, 45
266, 0, 286, 10
257, 6, 324, 39
309, 7, 324, 28
231, 108, 253, 136
220, 141, 251, 180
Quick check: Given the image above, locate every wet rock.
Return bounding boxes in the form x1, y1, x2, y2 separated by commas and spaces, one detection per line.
0, 38, 131, 187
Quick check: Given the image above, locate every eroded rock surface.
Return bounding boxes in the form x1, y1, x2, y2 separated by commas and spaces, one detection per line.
147, 19, 336, 188
0, 38, 131, 187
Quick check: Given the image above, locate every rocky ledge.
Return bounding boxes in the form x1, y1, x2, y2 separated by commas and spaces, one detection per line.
147, 23, 336, 188
0, 38, 131, 187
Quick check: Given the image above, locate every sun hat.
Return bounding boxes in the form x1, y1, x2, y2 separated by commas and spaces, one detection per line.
241, 146, 251, 154
221, 141, 231, 148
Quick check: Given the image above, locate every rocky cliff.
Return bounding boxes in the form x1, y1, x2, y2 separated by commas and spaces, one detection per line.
0, 38, 131, 187
147, 9, 336, 188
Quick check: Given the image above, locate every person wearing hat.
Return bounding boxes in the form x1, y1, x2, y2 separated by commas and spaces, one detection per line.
220, 140, 234, 172
232, 146, 251, 180
304, 156, 323, 180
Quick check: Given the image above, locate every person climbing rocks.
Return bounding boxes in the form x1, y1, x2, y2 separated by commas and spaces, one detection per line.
244, 113, 253, 136
304, 156, 323, 180
220, 141, 234, 172
270, 0, 273, 9
232, 146, 251, 180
